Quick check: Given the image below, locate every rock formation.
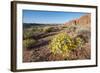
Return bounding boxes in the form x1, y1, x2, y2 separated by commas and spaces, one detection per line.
64, 14, 91, 27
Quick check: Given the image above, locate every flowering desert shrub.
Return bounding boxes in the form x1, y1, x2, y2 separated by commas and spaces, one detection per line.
49, 32, 83, 59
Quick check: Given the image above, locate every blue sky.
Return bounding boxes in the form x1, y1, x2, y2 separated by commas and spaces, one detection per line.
23, 10, 87, 24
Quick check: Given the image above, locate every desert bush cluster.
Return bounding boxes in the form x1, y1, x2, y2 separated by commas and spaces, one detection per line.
76, 28, 91, 43
43, 27, 54, 33
23, 39, 37, 49
49, 32, 84, 60
23, 26, 60, 49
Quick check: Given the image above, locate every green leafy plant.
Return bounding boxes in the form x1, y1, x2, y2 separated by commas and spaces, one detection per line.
23, 39, 37, 49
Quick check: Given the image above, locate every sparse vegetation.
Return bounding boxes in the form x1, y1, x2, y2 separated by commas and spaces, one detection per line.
23, 14, 91, 62
23, 30, 34, 39
43, 26, 58, 33
23, 39, 37, 49
76, 28, 91, 43
23, 27, 44, 39
62, 26, 68, 29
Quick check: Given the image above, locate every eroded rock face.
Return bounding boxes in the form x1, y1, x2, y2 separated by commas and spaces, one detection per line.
64, 14, 91, 27
78, 14, 91, 27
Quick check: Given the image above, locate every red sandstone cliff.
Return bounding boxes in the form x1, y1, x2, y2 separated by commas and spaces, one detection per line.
64, 14, 91, 27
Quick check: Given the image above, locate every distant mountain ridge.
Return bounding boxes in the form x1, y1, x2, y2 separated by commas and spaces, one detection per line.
23, 23, 62, 29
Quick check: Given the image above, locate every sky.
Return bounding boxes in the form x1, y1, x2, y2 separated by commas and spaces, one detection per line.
23, 10, 87, 24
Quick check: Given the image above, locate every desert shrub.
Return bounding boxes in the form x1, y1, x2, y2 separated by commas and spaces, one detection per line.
23, 27, 43, 39
66, 24, 81, 33
67, 24, 78, 31
76, 28, 91, 43
73, 37, 84, 49
23, 30, 40, 39
23, 30, 34, 39
23, 39, 37, 49
30, 27, 43, 32
43, 26, 55, 33
49, 32, 83, 59
62, 26, 68, 29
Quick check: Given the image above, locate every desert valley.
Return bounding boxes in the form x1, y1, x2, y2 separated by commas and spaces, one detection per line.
23, 14, 91, 62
